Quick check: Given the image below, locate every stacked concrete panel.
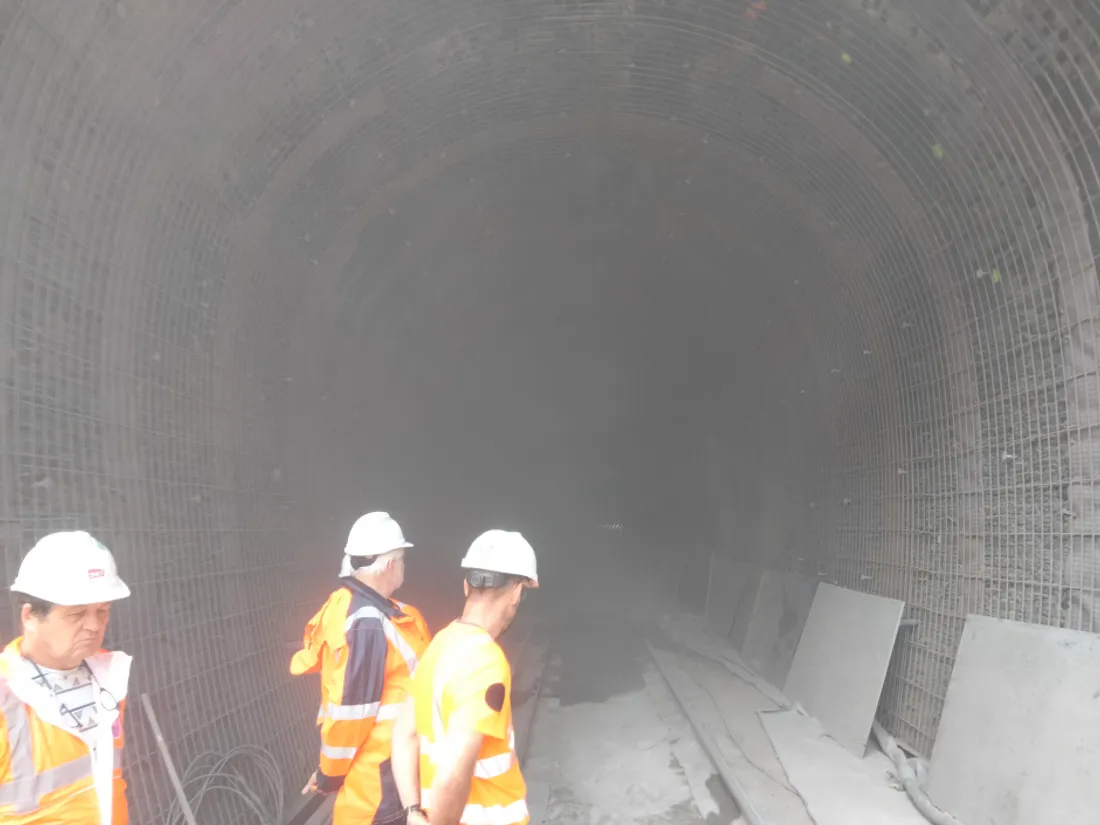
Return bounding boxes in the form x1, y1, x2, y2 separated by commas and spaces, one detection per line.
927, 617, 1100, 825
783, 584, 905, 757
738, 571, 818, 689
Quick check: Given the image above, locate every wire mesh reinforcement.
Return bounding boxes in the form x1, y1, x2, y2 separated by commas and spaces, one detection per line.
3, 0, 1100, 818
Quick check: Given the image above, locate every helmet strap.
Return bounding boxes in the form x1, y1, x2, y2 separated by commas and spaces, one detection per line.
465, 569, 514, 589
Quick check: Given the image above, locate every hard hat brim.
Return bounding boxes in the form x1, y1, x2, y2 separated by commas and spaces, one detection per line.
10, 576, 131, 606
104, 578, 132, 602
342, 541, 414, 556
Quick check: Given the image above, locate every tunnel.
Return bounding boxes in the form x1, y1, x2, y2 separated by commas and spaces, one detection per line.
1, 0, 1099, 822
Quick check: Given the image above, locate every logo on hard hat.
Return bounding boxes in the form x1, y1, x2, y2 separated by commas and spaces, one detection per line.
88, 569, 105, 579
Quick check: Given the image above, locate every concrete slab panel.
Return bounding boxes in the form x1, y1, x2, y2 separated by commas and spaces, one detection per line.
927, 616, 1100, 825
704, 555, 749, 639
760, 709, 930, 825
728, 566, 764, 652
649, 645, 814, 825
739, 571, 818, 689
783, 584, 905, 757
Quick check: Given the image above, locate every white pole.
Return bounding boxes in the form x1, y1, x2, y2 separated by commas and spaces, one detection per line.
140, 693, 199, 825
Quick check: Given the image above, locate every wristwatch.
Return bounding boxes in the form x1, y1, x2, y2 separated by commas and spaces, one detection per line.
405, 804, 424, 817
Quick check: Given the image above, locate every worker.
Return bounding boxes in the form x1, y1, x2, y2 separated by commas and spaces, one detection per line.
0, 530, 133, 824
391, 530, 538, 825
291, 511, 432, 824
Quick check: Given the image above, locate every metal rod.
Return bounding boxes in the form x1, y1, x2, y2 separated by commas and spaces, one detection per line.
510, 622, 546, 768
140, 693, 199, 825
704, 553, 714, 619
516, 651, 547, 767
644, 640, 768, 825
283, 794, 333, 825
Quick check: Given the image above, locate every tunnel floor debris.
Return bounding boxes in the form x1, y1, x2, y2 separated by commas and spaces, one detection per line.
524, 610, 739, 825
655, 614, 941, 825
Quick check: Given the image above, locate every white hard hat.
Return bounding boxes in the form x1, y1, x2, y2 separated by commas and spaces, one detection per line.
461, 530, 539, 586
11, 531, 131, 606
344, 512, 413, 558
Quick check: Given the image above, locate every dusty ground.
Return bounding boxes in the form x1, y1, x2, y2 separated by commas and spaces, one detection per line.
524, 610, 739, 825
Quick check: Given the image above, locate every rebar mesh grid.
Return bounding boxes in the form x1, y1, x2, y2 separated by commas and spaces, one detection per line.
3, 0, 1100, 816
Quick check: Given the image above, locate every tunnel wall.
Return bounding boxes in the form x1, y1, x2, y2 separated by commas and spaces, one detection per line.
4, 0, 1100, 819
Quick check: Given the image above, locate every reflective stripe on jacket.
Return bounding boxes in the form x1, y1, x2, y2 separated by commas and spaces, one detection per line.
0, 639, 130, 825
291, 578, 431, 824
413, 622, 528, 825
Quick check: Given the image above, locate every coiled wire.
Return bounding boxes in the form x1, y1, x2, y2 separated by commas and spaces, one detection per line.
166, 746, 285, 825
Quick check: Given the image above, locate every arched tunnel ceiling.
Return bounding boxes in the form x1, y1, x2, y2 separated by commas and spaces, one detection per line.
3, 0, 1100, 819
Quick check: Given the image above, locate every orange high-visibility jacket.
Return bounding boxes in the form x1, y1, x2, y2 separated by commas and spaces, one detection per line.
291, 578, 431, 824
0, 639, 130, 825
413, 621, 528, 825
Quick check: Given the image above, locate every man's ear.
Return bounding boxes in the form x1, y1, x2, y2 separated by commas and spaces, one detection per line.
20, 603, 37, 633
511, 581, 524, 606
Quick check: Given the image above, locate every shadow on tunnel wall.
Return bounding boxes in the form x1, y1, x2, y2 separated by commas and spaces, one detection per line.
3, 0, 1100, 819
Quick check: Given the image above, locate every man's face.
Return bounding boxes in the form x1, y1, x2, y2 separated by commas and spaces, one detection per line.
24, 602, 111, 669
387, 553, 406, 593
498, 579, 531, 636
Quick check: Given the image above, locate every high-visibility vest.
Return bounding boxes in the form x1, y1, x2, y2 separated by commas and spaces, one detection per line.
0, 639, 130, 825
413, 622, 528, 825
291, 580, 431, 824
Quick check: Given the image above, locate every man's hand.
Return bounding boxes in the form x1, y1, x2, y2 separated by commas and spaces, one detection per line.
301, 771, 338, 796
407, 811, 430, 825
392, 697, 423, 815
424, 727, 484, 825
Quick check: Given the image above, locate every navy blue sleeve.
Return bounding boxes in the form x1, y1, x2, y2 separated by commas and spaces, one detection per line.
343, 616, 387, 707
316, 614, 388, 792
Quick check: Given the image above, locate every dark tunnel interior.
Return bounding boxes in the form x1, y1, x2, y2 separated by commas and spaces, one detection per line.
4, 0, 1100, 820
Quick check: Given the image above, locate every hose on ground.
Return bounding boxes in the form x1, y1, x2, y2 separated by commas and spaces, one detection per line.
871, 721, 962, 825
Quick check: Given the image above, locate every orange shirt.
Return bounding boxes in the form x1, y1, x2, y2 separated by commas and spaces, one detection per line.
412, 621, 528, 825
